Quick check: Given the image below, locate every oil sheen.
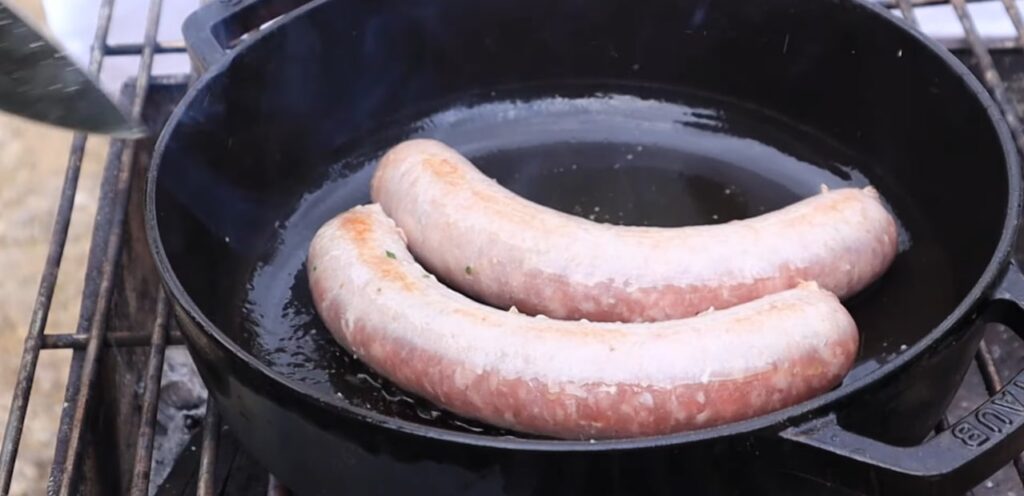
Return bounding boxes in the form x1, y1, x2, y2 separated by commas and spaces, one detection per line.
232, 83, 949, 437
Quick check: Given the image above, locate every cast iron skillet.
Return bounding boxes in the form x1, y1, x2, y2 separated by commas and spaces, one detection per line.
148, 0, 1024, 494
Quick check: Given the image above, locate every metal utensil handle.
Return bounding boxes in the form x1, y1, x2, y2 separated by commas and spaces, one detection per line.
781, 260, 1024, 496
182, 0, 316, 72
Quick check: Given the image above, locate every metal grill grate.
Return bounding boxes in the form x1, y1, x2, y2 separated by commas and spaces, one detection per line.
0, 0, 198, 494
1, 0, 1024, 495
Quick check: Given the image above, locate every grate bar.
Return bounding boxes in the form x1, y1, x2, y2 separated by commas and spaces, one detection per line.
950, 0, 1024, 154
197, 401, 220, 496
878, 0, 1009, 7
999, 0, 1024, 48
51, 0, 166, 493
943, 37, 1023, 51
128, 291, 170, 496
46, 44, 128, 496
106, 40, 187, 56
976, 340, 1004, 395
40, 330, 184, 349
0, 0, 119, 492
895, 0, 920, 26
876, 0, 969, 8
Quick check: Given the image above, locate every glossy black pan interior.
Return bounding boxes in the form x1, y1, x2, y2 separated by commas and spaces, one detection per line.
148, 0, 1022, 494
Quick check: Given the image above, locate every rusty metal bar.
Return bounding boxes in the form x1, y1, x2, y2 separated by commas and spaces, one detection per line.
0, 0, 119, 492
950, 0, 1024, 154
40, 330, 184, 349
976, 340, 1003, 393
197, 401, 221, 496
128, 292, 171, 496
53, 0, 166, 493
46, 37, 130, 496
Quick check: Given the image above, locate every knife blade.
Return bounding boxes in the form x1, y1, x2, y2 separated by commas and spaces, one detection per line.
0, 2, 144, 137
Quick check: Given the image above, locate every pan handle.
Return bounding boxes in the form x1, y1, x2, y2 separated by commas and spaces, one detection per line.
182, 0, 316, 72
780, 260, 1024, 495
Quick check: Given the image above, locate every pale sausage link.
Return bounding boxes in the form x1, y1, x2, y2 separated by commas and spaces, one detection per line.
371, 139, 899, 323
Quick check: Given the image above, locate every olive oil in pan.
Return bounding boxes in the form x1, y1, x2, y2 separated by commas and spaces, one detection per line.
232, 82, 954, 436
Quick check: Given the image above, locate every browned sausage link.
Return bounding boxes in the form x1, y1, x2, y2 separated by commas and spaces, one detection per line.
307, 204, 859, 439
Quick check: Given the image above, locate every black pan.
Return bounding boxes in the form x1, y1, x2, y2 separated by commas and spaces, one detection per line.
148, 0, 1024, 494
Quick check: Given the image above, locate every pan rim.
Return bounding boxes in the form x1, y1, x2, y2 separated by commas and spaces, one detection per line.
146, 0, 1022, 451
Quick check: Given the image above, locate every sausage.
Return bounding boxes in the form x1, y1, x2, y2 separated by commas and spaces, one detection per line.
371, 139, 899, 323
307, 204, 859, 439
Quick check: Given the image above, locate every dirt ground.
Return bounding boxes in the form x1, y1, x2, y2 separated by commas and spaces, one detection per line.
0, 1, 110, 493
